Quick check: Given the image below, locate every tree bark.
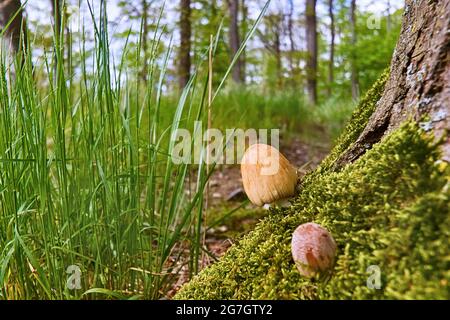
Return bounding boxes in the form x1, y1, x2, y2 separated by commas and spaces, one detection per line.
227, 0, 243, 83
305, 0, 318, 105
336, 0, 450, 167
179, 0, 191, 90
350, 0, 359, 100
327, 0, 335, 97
0, 0, 26, 56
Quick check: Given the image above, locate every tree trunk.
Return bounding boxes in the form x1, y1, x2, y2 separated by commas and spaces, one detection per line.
50, 0, 62, 77
327, 0, 335, 97
141, 0, 149, 83
287, 0, 296, 88
305, 0, 318, 105
227, 0, 243, 83
336, 0, 450, 166
241, 0, 247, 82
350, 0, 359, 100
0, 0, 26, 56
274, 29, 281, 89
50, 0, 61, 38
65, 4, 71, 77
178, 0, 191, 90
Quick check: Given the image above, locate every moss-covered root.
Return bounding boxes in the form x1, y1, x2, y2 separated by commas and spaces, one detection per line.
175, 122, 450, 300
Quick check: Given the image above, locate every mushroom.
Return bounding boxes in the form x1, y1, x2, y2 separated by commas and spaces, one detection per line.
291, 222, 337, 279
240, 143, 298, 207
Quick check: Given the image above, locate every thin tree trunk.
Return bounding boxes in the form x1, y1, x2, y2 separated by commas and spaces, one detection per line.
305, 0, 318, 105
50, 0, 62, 78
227, 0, 243, 83
274, 29, 281, 89
65, 4, 71, 76
350, 0, 359, 100
241, 0, 247, 82
287, 0, 295, 87
327, 0, 335, 97
0, 0, 26, 56
179, 0, 191, 90
141, 0, 149, 83
51, 0, 61, 38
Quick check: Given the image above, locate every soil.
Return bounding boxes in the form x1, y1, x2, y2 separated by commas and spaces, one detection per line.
165, 138, 331, 298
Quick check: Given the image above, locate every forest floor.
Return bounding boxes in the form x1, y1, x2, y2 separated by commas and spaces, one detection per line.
166, 137, 331, 298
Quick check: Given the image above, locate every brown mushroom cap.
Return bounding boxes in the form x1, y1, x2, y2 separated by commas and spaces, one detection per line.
291, 222, 337, 279
240, 144, 297, 206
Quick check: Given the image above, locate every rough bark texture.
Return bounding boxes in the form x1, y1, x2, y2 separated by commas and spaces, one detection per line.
336, 0, 450, 167
305, 0, 318, 105
178, 0, 191, 90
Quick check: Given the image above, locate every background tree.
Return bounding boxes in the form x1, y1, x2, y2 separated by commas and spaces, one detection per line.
140, 0, 149, 82
179, 0, 191, 89
50, 0, 68, 75
349, 0, 359, 100
240, 0, 248, 81
116, 0, 168, 84
0, 0, 26, 57
305, 0, 318, 105
227, 0, 243, 83
327, 0, 335, 97
258, 10, 283, 90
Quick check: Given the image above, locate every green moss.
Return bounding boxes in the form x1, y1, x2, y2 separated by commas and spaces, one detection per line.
175, 72, 450, 300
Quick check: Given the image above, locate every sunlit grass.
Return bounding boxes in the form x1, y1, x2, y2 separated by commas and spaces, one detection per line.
0, 0, 271, 299
0, 0, 357, 300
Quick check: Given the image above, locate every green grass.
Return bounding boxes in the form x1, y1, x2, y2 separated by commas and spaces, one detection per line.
0, 0, 358, 300
166, 87, 356, 144
0, 1, 275, 299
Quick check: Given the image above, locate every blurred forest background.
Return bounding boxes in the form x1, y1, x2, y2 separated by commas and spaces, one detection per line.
0, 0, 406, 299
4, 0, 403, 139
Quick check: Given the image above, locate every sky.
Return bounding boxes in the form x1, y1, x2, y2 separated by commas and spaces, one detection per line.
22, 0, 404, 83
25, 0, 405, 42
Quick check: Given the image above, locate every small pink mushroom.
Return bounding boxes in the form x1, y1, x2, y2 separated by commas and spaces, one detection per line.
291, 222, 337, 279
